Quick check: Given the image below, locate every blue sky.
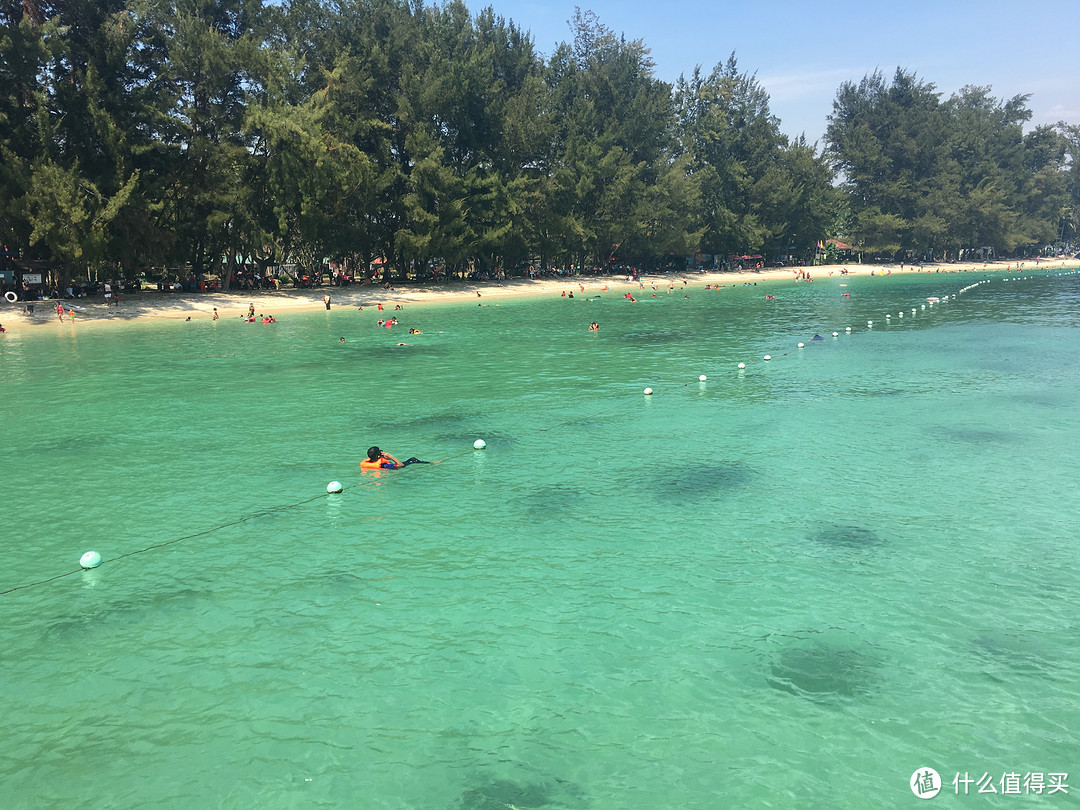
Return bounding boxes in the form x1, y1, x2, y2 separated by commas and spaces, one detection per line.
469, 0, 1080, 145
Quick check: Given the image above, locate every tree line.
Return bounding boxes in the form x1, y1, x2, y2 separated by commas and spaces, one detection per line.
2, 0, 1078, 288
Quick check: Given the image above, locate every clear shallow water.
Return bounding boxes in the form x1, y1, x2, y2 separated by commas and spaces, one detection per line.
2, 270, 1079, 808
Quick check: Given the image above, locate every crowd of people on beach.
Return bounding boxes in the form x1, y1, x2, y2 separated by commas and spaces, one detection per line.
2, 259, 1073, 336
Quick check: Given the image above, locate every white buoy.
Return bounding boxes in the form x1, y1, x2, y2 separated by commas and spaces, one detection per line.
643, 388, 653, 395
921, 305, 925, 310
699, 375, 707, 382
797, 342, 804, 349
845, 327, 851, 332
80, 551, 102, 569
326, 481, 343, 494
763, 355, 772, 361
867, 320, 873, 326
885, 314, 891, 319
898, 312, 904, 317
473, 439, 487, 449
832, 331, 839, 337
737, 362, 745, 370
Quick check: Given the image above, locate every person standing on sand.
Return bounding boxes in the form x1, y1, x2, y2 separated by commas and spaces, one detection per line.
324, 293, 331, 310
56, 303, 64, 322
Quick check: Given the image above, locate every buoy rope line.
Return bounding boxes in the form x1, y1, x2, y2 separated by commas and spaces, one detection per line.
0, 491, 336, 596
2, 270, 1074, 597
0, 445, 489, 596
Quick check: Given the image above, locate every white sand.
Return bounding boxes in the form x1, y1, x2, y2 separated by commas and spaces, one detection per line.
1, 258, 1074, 334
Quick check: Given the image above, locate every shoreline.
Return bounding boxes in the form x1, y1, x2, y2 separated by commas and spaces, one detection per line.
1, 259, 1076, 334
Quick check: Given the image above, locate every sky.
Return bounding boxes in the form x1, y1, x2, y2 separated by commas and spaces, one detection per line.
467, 0, 1080, 146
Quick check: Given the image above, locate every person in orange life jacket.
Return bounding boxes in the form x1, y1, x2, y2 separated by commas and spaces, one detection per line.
360, 446, 431, 471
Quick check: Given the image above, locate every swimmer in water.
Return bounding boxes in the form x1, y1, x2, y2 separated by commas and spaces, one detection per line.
589, 322, 599, 331
360, 446, 431, 470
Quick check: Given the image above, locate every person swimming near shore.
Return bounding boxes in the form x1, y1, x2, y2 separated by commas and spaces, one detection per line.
360, 446, 430, 470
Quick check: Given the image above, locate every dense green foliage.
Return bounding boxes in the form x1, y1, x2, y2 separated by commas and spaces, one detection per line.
825, 68, 1077, 260
1, 1, 1076, 285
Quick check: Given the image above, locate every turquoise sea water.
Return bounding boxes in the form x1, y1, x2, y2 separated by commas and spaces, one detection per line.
2, 270, 1079, 808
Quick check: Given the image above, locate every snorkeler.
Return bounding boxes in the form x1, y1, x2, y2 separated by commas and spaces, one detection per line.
360, 446, 431, 471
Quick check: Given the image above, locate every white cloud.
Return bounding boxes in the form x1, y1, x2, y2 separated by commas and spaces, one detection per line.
758, 67, 870, 103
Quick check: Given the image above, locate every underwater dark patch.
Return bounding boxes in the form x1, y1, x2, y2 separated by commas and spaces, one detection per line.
651, 463, 754, 500
43, 588, 211, 640
383, 409, 481, 431
809, 523, 883, 548
361, 343, 453, 359
618, 329, 688, 346
517, 485, 585, 517
936, 427, 1014, 444
972, 633, 1056, 676
457, 779, 554, 810
767, 642, 879, 700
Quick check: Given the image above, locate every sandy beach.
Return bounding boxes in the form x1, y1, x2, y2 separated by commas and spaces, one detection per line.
1, 258, 1075, 333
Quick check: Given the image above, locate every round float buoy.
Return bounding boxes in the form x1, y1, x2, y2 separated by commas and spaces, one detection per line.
737, 363, 745, 370
867, 320, 873, 326
763, 355, 771, 361
832, 331, 839, 337
698, 375, 707, 382
80, 551, 102, 569
885, 314, 891, 319
4, 291, 16, 303
797, 343, 804, 348
473, 439, 487, 449
845, 327, 851, 332
643, 388, 653, 395
898, 312, 904, 317
326, 481, 343, 494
